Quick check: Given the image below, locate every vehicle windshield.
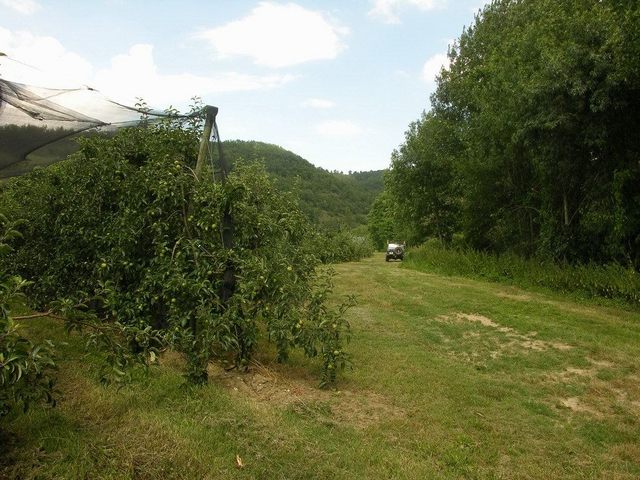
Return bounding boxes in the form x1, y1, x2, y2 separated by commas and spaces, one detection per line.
387, 243, 402, 249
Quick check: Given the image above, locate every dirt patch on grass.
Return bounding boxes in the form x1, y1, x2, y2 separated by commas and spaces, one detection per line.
588, 358, 615, 368
545, 365, 600, 384
457, 313, 500, 328
546, 359, 640, 421
158, 350, 404, 429
543, 359, 616, 382
437, 312, 573, 356
558, 397, 602, 417
159, 350, 187, 370
207, 361, 405, 429
321, 389, 406, 429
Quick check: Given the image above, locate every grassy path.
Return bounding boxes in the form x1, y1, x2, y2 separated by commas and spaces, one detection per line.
335, 255, 640, 479
2, 254, 639, 479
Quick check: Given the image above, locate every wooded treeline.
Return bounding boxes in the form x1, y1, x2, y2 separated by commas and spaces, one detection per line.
223, 141, 384, 229
371, 0, 640, 268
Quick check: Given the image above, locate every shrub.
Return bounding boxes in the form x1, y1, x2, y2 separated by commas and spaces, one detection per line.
313, 228, 374, 264
0, 215, 56, 419
0, 119, 354, 386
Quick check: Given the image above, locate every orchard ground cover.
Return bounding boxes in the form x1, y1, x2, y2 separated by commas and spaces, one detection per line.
2, 254, 639, 479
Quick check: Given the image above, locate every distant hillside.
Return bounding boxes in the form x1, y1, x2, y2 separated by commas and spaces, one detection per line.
0, 127, 385, 227
222, 140, 384, 228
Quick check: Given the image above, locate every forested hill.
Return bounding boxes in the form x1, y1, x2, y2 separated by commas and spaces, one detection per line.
1, 129, 383, 227
222, 140, 384, 228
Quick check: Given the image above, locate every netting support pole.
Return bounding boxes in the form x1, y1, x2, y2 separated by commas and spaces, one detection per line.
195, 105, 218, 181
193, 104, 237, 361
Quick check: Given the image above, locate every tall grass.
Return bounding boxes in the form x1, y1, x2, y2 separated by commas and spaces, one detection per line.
403, 240, 640, 306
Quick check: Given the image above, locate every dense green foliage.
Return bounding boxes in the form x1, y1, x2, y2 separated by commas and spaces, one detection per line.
223, 140, 378, 262
223, 141, 384, 229
1, 130, 384, 230
0, 215, 56, 419
312, 229, 374, 264
367, 189, 404, 250
0, 120, 354, 386
384, 114, 462, 246
404, 241, 640, 306
382, 0, 640, 268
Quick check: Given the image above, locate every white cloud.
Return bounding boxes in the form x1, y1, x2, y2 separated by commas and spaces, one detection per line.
368, 0, 445, 24
0, 28, 296, 108
197, 2, 348, 68
0, 0, 41, 15
94, 44, 296, 105
301, 98, 335, 109
421, 52, 449, 84
0, 27, 93, 87
315, 120, 362, 137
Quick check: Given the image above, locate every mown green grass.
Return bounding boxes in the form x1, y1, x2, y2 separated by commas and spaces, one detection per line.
2, 254, 640, 479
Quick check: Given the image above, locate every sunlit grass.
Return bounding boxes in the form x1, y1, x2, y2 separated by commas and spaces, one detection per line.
2, 254, 639, 479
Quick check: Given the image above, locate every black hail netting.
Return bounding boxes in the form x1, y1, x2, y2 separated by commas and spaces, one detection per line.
0, 54, 216, 179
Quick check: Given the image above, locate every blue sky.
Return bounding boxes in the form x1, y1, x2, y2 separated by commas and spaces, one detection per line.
1, 0, 487, 171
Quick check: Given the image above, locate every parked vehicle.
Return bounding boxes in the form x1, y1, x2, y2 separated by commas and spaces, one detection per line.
385, 242, 405, 261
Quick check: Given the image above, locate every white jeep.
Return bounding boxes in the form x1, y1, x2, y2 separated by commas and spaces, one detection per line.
385, 243, 405, 262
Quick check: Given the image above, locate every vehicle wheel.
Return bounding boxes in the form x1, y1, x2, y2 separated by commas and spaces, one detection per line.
394, 246, 403, 256
385, 256, 390, 262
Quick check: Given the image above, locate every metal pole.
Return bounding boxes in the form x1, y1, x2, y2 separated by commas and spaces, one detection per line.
194, 105, 217, 180
213, 116, 231, 184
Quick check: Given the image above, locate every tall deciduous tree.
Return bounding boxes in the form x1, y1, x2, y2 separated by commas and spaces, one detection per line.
385, 113, 462, 245
383, 0, 640, 267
